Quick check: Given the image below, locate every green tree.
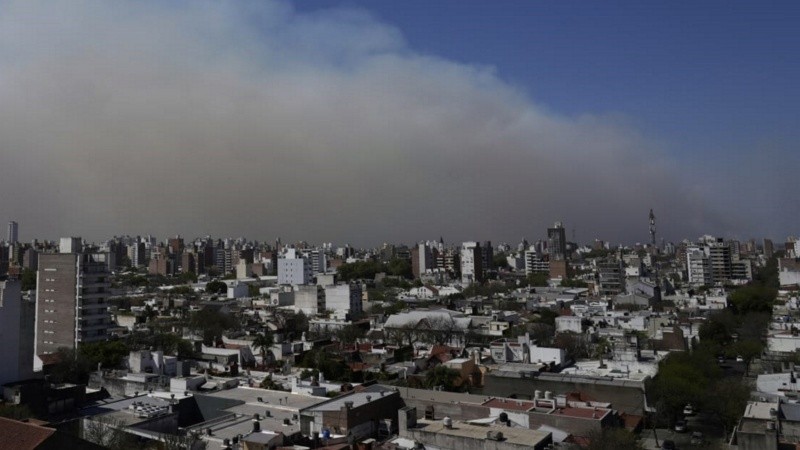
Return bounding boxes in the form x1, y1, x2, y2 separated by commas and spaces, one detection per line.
526, 272, 549, 287
0, 403, 32, 420
81, 340, 130, 370
300, 348, 349, 381
386, 258, 412, 278
179, 271, 198, 284
252, 333, 274, 364
190, 308, 236, 344
424, 365, 462, 392
729, 284, 776, 314
586, 428, 644, 450
707, 378, 750, 439
560, 278, 588, 288
205, 280, 227, 294
647, 351, 721, 423
20, 268, 37, 291
732, 339, 764, 374
493, 253, 509, 269
336, 324, 366, 345
50, 347, 92, 384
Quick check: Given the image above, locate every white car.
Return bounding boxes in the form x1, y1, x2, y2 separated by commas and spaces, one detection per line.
683, 404, 695, 416
736, 355, 744, 362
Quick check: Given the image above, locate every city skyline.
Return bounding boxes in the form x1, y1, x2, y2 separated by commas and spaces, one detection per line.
1, 1, 798, 245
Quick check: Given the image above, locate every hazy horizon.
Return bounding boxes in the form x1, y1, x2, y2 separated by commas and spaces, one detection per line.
1, 1, 797, 246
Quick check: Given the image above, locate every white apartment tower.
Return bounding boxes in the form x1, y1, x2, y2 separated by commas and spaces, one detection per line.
278, 248, 313, 285
460, 242, 483, 285
324, 283, 363, 320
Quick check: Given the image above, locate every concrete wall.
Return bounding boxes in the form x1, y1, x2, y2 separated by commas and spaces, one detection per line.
481, 372, 647, 415
36, 253, 78, 355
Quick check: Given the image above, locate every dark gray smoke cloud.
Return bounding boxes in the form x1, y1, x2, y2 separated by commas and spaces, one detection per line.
0, 1, 751, 246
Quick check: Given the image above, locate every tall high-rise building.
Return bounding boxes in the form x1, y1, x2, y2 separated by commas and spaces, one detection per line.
35, 246, 111, 356
547, 222, 567, 261
597, 258, 624, 295
278, 248, 312, 285
59, 236, 82, 254
323, 283, 363, 320
686, 247, 711, 286
481, 241, 494, 272
460, 242, 483, 285
411, 243, 433, 279
7, 221, 18, 244
708, 240, 732, 285
0, 279, 35, 385
764, 238, 775, 258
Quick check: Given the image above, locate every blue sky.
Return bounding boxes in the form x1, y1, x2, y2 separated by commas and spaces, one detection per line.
297, 1, 800, 158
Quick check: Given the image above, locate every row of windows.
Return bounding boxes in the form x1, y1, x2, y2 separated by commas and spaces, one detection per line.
43, 330, 54, 334
43, 299, 56, 303
44, 319, 57, 324
44, 309, 55, 313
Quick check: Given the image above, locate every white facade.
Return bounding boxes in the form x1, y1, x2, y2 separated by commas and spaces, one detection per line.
686, 246, 710, 286
779, 259, 800, 287
128, 350, 177, 376
59, 236, 82, 254
460, 242, 480, 285
768, 334, 800, 353
278, 249, 312, 285
555, 316, 582, 334
324, 284, 363, 319
524, 250, 549, 275
294, 285, 323, 316
531, 345, 567, 366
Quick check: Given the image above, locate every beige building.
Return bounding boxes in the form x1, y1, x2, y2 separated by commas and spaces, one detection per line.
35, 250, 112, 357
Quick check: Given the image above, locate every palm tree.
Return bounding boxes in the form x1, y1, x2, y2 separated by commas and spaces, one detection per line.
253, 333, 274, 367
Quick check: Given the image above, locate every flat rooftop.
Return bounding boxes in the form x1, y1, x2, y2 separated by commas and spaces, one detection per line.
305, 390, 397, 412
201, 387, 325, 411
482, 398, 535, 411
743, 401, 779, 420
411, 418, 551, 447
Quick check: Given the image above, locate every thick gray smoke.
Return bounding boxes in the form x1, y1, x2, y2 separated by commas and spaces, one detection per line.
0, 1, 750, 245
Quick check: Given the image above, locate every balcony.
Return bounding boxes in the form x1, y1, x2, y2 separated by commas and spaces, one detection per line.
79, 291, 108, 300
80, 312, 109, 322
78, 282, 108, 289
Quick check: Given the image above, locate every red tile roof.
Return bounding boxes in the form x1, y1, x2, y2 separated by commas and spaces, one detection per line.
36, 353, 62, 366
0, 417, 55, 450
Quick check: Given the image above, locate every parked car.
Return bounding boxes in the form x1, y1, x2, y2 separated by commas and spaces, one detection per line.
683, 404, 695, 416
736, 355, 744, 362
674, 420, 687, 432
661, 439, 676, 450
691, 431, 704, 445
